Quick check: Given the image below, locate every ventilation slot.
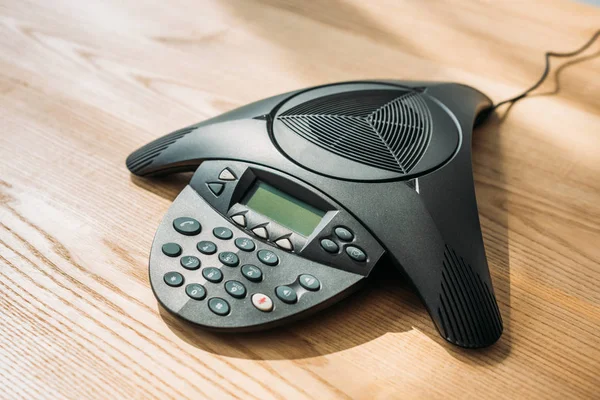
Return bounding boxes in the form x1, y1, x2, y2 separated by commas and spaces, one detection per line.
126, 126, 194, 174
437, 245, 503, 348
277, 90, 433, 173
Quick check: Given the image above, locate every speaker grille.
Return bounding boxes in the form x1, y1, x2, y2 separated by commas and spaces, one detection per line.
277, 90, 432, 173
437, 245, 503, 348
126, 126, 194, 174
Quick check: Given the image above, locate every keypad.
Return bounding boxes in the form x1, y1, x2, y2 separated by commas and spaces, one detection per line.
241, 264, 263, 282
219, 251, 239, 267
164, 271, 184, 287
202, 267, 223, 283
275, 286, 297, 304
185, 283, 206, 300
225, 280, 247, 299
180, 256, 200, 270
213, 227, 233, 240
257, 249, 279, 266
208, 297, 230, 316
235, 237, 255, 252
162, 243, 182, 257
299, 274, 320, 291
173, 217, 201, 236
197, 240, 217, 255
163, 210, 328, 322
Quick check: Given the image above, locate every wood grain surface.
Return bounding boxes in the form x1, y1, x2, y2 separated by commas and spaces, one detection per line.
1, 0, 599, 398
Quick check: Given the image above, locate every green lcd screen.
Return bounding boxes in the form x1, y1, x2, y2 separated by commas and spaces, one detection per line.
243, 181, 326, 237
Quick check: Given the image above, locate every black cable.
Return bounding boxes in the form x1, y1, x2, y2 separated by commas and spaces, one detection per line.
476, 29, 600, 123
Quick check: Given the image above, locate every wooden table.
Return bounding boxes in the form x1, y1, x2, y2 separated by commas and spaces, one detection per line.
1, 1, 599, 398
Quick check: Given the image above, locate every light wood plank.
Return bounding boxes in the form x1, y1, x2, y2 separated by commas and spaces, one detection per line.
1, 0, 599, 398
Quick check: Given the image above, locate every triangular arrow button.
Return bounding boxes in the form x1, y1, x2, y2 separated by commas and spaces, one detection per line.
208, 182, 224, 196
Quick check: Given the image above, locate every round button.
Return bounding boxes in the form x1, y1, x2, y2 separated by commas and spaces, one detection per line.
334, 226, 354, 241
225, 280, 247, 299
213, 227, 233, 240
241, 264, 263, 282
180, 256, 200, 270
208, 297, 230, 316
173, 217, 201, 236
257, 249, 279, 266
162, 243, 182, 257
164, 272, 184, 287
202, 267, 223, 283
197, 240, 217, 255
251, 293, 273, 312
235, 237, 256, 252
219, 252, 239, 267
345, 246, 367, 262
275, 286, 297, 304
185, 283, 206, 300
320, 238, 339, 253
299, 274, 320, 291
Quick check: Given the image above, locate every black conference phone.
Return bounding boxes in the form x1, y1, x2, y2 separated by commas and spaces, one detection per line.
127, 81, 503, 348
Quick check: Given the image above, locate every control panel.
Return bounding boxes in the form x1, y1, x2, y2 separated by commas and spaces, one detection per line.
150, 185, 367, 331
189, 160, 385, 276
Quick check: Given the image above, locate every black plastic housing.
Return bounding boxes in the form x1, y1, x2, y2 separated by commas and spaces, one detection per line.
127, 80, 503, 348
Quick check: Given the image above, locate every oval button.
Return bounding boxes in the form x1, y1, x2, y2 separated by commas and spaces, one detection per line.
162, 243, 182, 257
173, 217, 201, 236
257, 249, 279, 266
213, 227, 233, 240
180, 256, 201, 270
225, 280, 247, 299
202, 267, 223, 283
345, 246, 367, 262
185, 284, 206, 300
320, 239, 339, 253
299, 274, 320, 291
235, 237, 255, 252
241, 265, 263, 282
334, 226, 354, 241
197, 240, 217, 255
252, 293, 274, 312
208, 297, 230, 316
275, 286, 297, 304
164, 271, 184, 287
219, 251, 239, 267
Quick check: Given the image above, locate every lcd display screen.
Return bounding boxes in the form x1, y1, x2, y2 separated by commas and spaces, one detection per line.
243, 181, 325, 237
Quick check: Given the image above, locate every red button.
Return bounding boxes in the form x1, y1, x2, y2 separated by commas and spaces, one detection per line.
252, 293, 273, 312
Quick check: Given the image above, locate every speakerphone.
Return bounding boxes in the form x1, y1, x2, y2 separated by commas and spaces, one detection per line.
127, 80, 503, 348
126, 30, 600, 349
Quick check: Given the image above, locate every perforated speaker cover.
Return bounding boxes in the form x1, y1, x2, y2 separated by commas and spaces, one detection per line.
271, 82, 461, 181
